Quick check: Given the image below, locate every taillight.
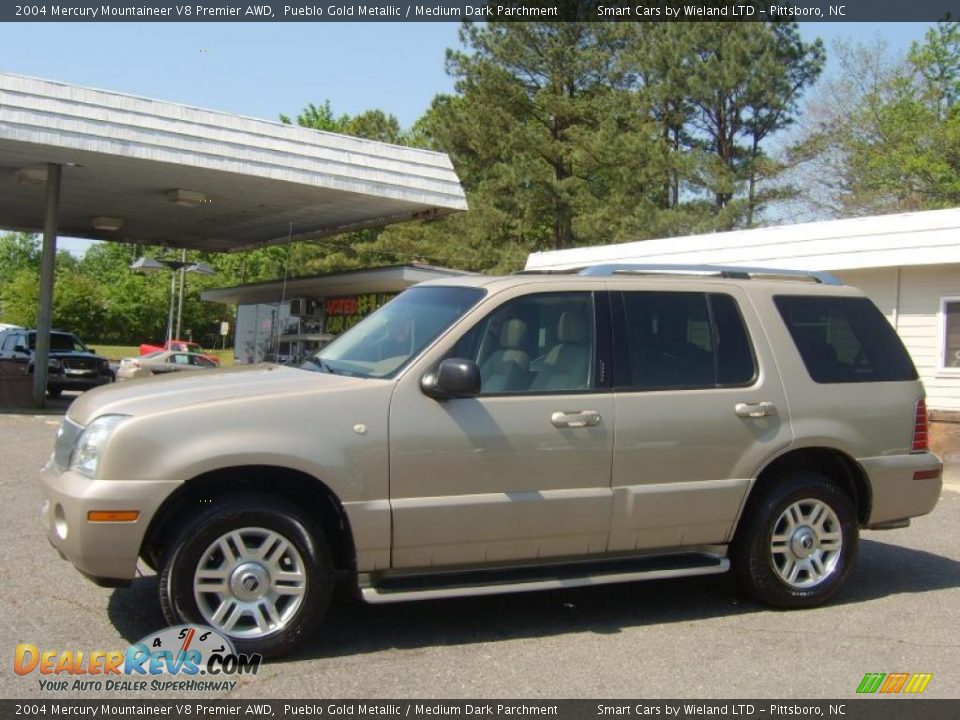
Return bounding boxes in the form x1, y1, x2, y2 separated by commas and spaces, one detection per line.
912, 398, 929, 452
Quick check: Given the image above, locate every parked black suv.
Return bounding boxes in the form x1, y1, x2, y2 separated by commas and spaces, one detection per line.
0, 329, 113, 397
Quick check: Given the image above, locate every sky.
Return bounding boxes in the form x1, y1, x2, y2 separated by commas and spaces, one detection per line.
0, 20, 937, 254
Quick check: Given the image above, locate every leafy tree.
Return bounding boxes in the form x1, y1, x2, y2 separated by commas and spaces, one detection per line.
1, 266, 106, 340
281, 100, 406, 145
0, 232, 41, 275
0, 234, 91, 328
53, 272, 107, 340
621, 23, 698, 213
416, 19, 822, 267
909, 22, 960, 120
437, 19, 635, 251
341, 111, 405, 145
790, 24, 960, 217
279, 100, 343, 131
627, 23, 823, 227
0, 269, 38, 327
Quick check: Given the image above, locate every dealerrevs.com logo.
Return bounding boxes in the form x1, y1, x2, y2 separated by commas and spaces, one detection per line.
14, 625, 261, 693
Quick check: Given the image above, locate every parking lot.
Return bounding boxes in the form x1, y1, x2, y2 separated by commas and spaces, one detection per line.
2, 405, 959, 700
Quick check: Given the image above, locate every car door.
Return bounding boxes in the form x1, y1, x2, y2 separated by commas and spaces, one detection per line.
607, 284, 792, 551
0, 331, 14, 360
189, 354, 215, 369
166, 354, 192, 372
4, 331, 30, 370
0, 331, 21, 372
388, 287, 615, 570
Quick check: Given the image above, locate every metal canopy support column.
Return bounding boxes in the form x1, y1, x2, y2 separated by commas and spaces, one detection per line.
33, 162, 61, 407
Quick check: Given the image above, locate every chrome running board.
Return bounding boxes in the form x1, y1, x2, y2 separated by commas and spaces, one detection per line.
361, 553, 729, 604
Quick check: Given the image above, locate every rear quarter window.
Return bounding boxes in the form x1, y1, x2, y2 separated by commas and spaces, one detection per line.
774, 295, 917, 383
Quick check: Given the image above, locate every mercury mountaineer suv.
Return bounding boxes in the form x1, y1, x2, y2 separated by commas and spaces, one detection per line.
40, 264, 942, 657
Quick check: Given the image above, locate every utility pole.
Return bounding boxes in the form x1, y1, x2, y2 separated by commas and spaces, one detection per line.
175, 247, 187, 340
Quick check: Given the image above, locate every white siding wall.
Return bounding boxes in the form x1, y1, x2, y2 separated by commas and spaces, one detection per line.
838, 265, 960, 412
836, 268, 898, 318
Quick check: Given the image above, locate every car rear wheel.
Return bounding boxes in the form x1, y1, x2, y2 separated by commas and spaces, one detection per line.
159, 494, 333, 658
732, 471, 858, 608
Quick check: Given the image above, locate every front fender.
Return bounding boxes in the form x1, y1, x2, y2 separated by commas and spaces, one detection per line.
96, 383, 392, 506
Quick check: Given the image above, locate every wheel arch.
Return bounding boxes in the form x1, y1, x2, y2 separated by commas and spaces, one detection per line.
738, 446, 872, 532
140, 464, 357, 574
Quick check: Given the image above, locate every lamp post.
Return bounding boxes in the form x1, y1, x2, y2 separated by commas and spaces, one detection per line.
131, 255, 215, 345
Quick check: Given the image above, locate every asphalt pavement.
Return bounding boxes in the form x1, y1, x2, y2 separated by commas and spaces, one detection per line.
1, 405, 958, 700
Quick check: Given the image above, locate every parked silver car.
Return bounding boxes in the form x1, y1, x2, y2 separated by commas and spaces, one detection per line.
40, 265, 942, 657
116, 350, 216, 380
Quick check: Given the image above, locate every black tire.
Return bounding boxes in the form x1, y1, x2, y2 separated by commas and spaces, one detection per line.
159, 493, 333, 658
731, 471, 858, 608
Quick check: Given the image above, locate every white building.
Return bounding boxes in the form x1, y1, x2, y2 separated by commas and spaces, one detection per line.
525, 207, 960, 460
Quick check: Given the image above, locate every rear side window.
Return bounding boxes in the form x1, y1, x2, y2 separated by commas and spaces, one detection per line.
774, 295, 917, 383
617, 292, 756, 390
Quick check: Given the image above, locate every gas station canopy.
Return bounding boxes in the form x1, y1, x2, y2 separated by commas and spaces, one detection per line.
0, 72, 468, 251
201, 264, 467, 306
0, 71, 468, 406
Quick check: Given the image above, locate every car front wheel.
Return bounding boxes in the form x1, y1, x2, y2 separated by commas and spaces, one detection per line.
159, 494, 333, 658
732, 472, 858, 608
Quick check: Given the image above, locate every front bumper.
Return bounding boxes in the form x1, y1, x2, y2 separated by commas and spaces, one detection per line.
860, 452, 942, 529
39, 460, 181, 583
49, 375, 112, 391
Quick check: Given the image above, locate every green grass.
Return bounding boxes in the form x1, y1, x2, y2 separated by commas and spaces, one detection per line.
90, 344, 234, 367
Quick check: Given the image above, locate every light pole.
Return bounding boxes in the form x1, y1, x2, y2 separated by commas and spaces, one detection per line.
131, 255, 215, 344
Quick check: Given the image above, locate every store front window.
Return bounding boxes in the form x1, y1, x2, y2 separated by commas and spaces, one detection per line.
234, 303, 287, 365
234, 292, 399, 365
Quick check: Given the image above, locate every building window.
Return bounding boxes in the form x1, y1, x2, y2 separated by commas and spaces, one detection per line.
941, 297, 960, 370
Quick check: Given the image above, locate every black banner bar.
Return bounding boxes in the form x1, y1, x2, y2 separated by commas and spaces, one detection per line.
2, 700, 960, 720
2, 0, 958, 23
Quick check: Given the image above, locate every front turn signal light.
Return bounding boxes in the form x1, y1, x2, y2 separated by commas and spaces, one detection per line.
87, 511, 140, 522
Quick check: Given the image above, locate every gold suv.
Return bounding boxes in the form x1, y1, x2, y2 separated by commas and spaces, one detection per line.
40, 265, 942, 657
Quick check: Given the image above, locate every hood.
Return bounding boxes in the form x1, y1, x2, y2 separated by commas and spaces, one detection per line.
67, 363, 371, 426
50, 350, 106, 360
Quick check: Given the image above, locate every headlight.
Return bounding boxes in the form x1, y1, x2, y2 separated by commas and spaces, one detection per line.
48, 358, 62, 370
69, 415, 129, 478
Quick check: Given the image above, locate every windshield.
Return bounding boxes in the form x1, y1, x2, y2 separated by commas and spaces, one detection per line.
29, 333, 89, 353
302, 286, 485, 379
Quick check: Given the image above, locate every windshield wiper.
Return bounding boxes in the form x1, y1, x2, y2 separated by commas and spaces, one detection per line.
304, 357, 336, 374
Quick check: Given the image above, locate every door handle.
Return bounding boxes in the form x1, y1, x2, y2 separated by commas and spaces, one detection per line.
551, 410, 602, 428
734, 401, 777, 418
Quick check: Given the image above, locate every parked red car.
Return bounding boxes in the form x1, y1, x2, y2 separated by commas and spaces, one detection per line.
139, 340, 220, 365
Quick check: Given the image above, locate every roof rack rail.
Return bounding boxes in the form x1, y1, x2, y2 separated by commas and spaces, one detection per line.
575, 263, 844, 285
